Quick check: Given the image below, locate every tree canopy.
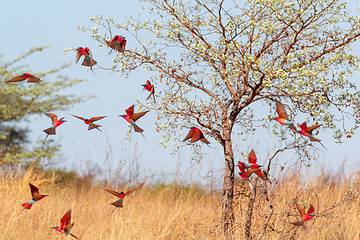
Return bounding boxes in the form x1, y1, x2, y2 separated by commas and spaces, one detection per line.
0, 46, 89, 164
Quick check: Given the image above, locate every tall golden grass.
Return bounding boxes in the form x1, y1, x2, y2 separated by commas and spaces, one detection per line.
1, 165, 360, 239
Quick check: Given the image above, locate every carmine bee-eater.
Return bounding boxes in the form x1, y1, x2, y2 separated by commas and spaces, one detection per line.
274, 100, 297, 134
237, 161, 260, 180
290, 200, 315, 226
21, 183, 48, 210
244, 150, 266, 180
6, 73, 42, 84
76, 47, 97, 73
298, 122, 326, 149
119, 105, 149, 138
70, 114, 106, 132
101, 183, 144, 214
51, 210, 80, 239
107, 35, 126, 53
43, 113, 66, 143
183, 127, 210, 145
142, 80, 156, 102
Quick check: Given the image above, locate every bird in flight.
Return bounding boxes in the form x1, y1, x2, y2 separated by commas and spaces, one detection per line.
107, 35, 126, 53
290, 200, 315, 226
101, 183, 144, 214
237, 161, 260, 180
183, 127, 210, 145
298, 122, 326, 149
21, 183, 48, 210
43, 113, 66, 143
6, 73, 41, 85
142, 80, 156, 102
70, 114, 106, 132
119, 105, 149, 139
76, 47, 97, 73
274, 100, 297, 134
51, 210, 80, 239
244, 150, 266, 180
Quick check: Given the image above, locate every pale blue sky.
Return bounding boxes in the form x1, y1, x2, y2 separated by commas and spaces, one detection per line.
1, 0, 360, 184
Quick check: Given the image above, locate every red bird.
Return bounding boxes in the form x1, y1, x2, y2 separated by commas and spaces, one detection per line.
70, 114, 106, 132
244, 150, 266, 180
51, 210, 79, 239
298, 122, 326, 149
183, 127, 210, 145
6, 73, 41, 84
101, 183, 144, 214
142, 80, 156, 102
107, 35, 126, 53
237, 161, 259, 180
274, 100, 297, 134
76, 47, 97, 72
43, 113, 66, 143
22, 183, 48, 210
119, 105, 149, 138
290, 201, 315, 226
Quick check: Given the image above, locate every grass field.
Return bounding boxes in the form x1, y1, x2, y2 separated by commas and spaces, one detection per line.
1, 165, 360, 239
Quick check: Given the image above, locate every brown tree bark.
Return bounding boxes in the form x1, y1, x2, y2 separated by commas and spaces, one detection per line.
244, 180, 257, 239
222, 128, 235, 238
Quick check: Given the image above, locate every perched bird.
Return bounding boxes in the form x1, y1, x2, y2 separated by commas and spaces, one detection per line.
107, 35, 126, 53
76, 47, 97, 72
237, 161, 260, 180
183, 127, 210, 145
298, 122, 326, 149
22, 183, 48, 210
142, 80, 156, 102
119, 105, 149, 138
43, 113, 66, 143
274, 100, 297, 134
70, 114, 106, 132
244, 150, 266, 180
6, 73, 41, 84
290, 201, 315, 226
101, 183, 144, 214
51, 210, 79, 239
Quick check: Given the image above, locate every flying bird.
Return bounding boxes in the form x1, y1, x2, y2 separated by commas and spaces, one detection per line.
101, 183, 144, 214
290, 201, 315, 226
51, 210, 79, 239
298, 122, 326, 149
237, 161, 260, 180
244, 150, 266, 180
6, 73, 41, 84
183, 127, 210, 145
119, 105, 149, 138
76, 47, 97, 73
107, 35, 126, 53
21, 183, 48, 210
70, 114, 106, 132
142, 80, 156, 102
274, 100, 297, 134
43, 113, 66, 143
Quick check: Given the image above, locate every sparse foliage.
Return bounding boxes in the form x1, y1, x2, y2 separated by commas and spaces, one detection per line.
80, 0, 360, 237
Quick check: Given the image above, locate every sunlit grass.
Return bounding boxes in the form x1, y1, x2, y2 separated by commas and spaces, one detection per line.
1, 165, 360, 239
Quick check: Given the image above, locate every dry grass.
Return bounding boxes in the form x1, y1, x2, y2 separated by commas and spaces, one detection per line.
1, 166, 360, 239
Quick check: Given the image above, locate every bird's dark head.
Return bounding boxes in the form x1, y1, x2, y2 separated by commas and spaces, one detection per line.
120, 192, 125, 195
119, 114, 126, 118
76, 47, 82, 51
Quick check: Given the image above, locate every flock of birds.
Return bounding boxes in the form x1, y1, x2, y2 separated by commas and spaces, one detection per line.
6, 35, 322, 237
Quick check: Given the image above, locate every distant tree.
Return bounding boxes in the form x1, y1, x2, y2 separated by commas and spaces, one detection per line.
0, 46, 90, 164
81, 0, 360, 238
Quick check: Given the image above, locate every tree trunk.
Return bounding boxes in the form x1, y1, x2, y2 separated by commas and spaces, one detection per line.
244, 179, 257, 239
222, 136, 235, 238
